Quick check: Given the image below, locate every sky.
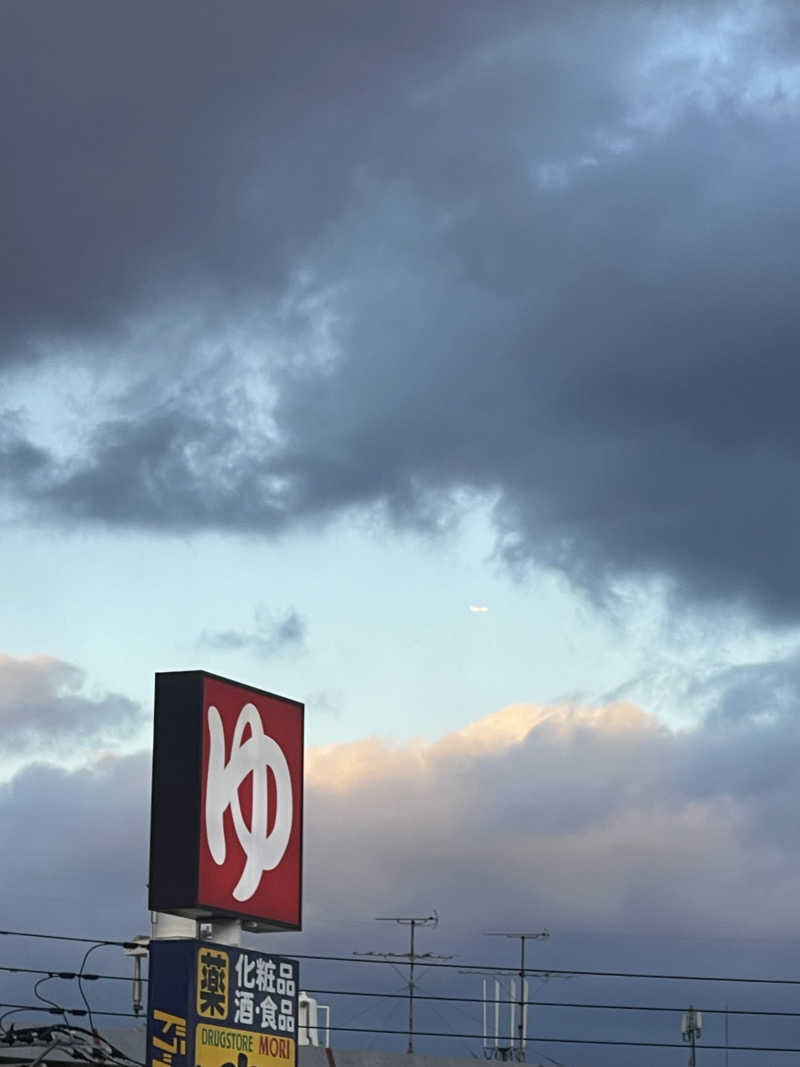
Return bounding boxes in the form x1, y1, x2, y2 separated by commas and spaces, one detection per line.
4, 0, 800, 1063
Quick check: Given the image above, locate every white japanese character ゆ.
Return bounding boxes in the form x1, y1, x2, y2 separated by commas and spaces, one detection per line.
205, 703, 293, 901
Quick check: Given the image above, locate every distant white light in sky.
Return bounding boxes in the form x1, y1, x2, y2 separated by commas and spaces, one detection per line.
469, 605, 489, 613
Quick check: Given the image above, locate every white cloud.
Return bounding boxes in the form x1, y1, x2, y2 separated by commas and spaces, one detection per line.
304, 698, 799, 938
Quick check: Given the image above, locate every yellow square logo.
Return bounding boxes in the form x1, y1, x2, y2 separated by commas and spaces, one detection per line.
197, 947, 230, 1020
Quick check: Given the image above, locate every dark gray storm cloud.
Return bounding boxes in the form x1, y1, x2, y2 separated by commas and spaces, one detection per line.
5, 1, 800, 620
199, 607, 306, 658
1, 0, 521, 360
0, 752, 150, 929
0, 652, 141, 751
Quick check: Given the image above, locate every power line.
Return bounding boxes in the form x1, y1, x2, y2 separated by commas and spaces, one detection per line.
516, 965, 800, 987
293, 952, 800, 986
298, 988, 800, 1019
0, 966, 130, 982
0, 1003, 139, 1019
5, 1008, 800, 1057
4, 1003, 800, 1057
7, 961, 800, 1020
31, 977, 68, 1028
0, 931, 132, 948
7, 970, 800, 1021
6, 930, 800, 987
76, 943, 110, 1032
285, 1023, 800, 1054
6, 952, 800, 1020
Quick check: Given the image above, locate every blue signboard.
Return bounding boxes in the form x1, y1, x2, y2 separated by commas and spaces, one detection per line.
147, 940, 299, 1067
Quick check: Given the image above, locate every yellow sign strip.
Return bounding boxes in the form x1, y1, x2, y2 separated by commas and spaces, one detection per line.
195, 1025, 295, 1067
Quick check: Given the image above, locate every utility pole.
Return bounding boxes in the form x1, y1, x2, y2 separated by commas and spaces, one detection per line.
681, 1005, 702, 1067
485, 931, 549, 1061
355, 912, 451, 1054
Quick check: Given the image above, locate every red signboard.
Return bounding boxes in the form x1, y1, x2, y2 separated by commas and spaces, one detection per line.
149, 671, 303, 931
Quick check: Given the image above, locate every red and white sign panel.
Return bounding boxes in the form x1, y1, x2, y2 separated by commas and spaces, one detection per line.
199, 675, 303, 926
149, 671, 303, 931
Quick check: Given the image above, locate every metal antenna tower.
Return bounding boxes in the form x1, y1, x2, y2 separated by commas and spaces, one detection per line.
682, 1005, 702, 1067
355, 911, 451, 1053
485, 930, 549, 1061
